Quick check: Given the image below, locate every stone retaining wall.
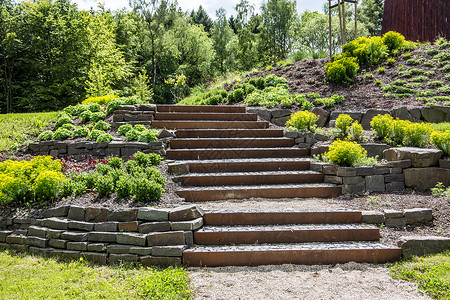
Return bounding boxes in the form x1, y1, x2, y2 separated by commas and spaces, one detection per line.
249, 105, 450, 129
28, 141, 166, 160
362, 208, 433, 228
0, 205, 203, 267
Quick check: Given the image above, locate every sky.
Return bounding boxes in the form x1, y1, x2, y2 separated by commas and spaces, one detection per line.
72, 0, 325, 18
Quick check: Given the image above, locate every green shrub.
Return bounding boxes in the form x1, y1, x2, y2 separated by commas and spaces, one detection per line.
264, 74, 286, 87
249, 76, 266, 89
348, 121, 364, 141
116, 175, 134, 199
137, 129, 158, 143
402, 52, 412, 59
387, 57, 395, 65
133, 151, 162, 167
371, 114, 394, 140
429, 80, 443, 88
32, 170, 64, 201
95, 175, 114, 198
133, 177, 163, 202
82, 94, 118, 105
80, 110, 92, 123
90, 112, 106, 122
325, 140, 368, 167
38, 131, 53, 141
118, 124, 133, 136
53, 127, 71, 140
63, 105, 85, 116
124, 160, 141, 175
96, 133, 114, 143
227, 88, 245, 103
93, 120, 111, 131
108, 156, 123, 169
335, 114, 354, 137
285, 111, 319, 132
431, 130, 450, 156
145, 166, 166, 185
325, 56, 359, 84
59, 178, 74, 198
382, 31, 405, 52
54, 114, 73, 129
404, 123, 432, 147
315, 97, 335, 107
391, 119, 409, 145
88, 129, 104, 141
73, 126, 90, 138
378, 66, 386, 74
306, 92, 320, 99
425, 49, 439, 56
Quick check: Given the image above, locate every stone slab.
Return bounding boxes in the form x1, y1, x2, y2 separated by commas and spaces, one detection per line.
139, 222, 171, 234
362, 211, 385, 224
95, 222, 118, 232
61, 232, 88, 242
48, 239, 67, 249
171, 218, 204, 231
366, 175, 386, 192
140, 256, 181, 267
42, 206, 70, 218
116, 233, 147, 246
169, 205, 204, 222
147, 231, 185, 246
404, 208, 433, 225
383, 147, 443, 167
404, 168, 450, 189
88, 232, 117, 243
398, 235, 450, 257
107, 209, 138, 222
152, 245, 186, 257
67, 242, 88, 251
138, 208, 170, 222
87, 243, 108, 252
67, 206, 85, 221
81, 252, 108, 265
68, 221, 94, 232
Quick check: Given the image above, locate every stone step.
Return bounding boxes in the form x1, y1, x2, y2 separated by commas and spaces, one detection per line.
176, 129, 284, 138
151, 120, 269, 130
166, 148, 310, 160
186, 158, 311, 173
154, 112, 257, 121
182, 242, 402, 267
170, 138, 295, 149
176, 184, 342, 202
157, 105, 246, 113
180, 171, 324, 186
203, 210, 362, 226
194, 224, 380, 245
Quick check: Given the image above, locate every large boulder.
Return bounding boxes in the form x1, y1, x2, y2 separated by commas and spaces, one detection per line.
383, 147, 443, 167
311, 107, 329, 127
361, 109, 390, 130
420, 106, 450, 123
404, 168, 450, 189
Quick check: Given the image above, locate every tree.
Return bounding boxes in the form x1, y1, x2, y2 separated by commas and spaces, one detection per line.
235, 0, 256, 69
358, 0, 384, 36
211, 8, 236, 73
190, 6, 212, 33
261, 0, 297, 63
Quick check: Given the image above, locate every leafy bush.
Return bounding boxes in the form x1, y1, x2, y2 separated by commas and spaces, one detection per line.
335, 114, 354, 137
116, 175, 134, 199
249, 76, 265, 89
88, 129, 105, 141
390, 119, 409, 145
371, 114, 394, 140
227, 88, 245, 103
325, 56, 359, 84
431, 130, 450, 156
348, 122, 364, 141
73, 126, 90, 138
53, 127, 71, 140
82, 94, 118, 105
118, 124, 133, 136
145, 166, 166, 185
138, 129, 158, 143
80, 110, 92, 123
108, 156, 123, 169
54, 114, 73, 129
126, 129, 140, 141
264, 74, 286, 87
404, 123, 432, 147
93, 120, 111, 131
285, 111, 318, 132
133, 152, 162, 167
90, 112, 106, 122
33, 170, 64, 201
325, 140, 368, 167
382, 31, 405, 52
95, 175, 114, 198
96, 133, 114, 143
38, 131, 53, 141
133, 177, 163, 202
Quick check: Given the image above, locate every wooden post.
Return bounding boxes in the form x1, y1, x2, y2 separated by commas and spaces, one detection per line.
342, 0, 346, 44
337, 0, 344, 45
329, 0, 332, 58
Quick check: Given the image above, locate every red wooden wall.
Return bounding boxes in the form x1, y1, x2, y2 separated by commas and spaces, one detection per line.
381, 0, 450, 42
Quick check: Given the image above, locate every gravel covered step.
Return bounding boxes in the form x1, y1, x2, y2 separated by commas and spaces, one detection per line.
203, 210, 362, 226
154, 112, 257, 121
186, 158, 311, 173
170, 138, 295, 149
176, 184, 342, 202
167, 148, 310, 160
151, 120, 270, 130
194, 224, 380, 245
156, 105, 246, 113
180, 171, 324, 186
176, 129, 284, 138
182, 242, 402, 267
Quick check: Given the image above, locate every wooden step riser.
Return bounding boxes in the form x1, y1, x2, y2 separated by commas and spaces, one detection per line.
152, 121, 269, 130
194, 229, 380, 245
204, 211, 362, 226
182, 173, 324, 187
154, 112, 257, 121
177, 186, 342, 202
176, 129, 284, 138
167, 149, 310, 160
170, 139, 295, 149
157, 105, 246, 113
188, 161, 311, 173
182, 248, 402, 267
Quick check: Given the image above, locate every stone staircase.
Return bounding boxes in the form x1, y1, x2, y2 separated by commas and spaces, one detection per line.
152, 105, 402, 266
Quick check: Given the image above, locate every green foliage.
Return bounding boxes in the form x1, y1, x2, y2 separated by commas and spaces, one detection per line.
325, 56, 359, 84
425, 49, 439, 56
93, 120, 111, 131
88, 129, 105, 141
405, 123, 433, 147
335, 114, 354, 137
390, 119, 409, 145
80, 110, 92, 123
370, 114, 394, 140
133, 152, 162, 166
96, 133, 114, 143
378, 66, 385, 73
382, 31, 405, 52
348, 122, 364, 141
108, 157, 123, 169
285, 111, 318, 132
116, 175, 134, 199
38, 131, 53, 141
95, 175, 114, 198
431, 130, 450, 156
249, 77, 266, 89
106, 97, 145, 115
431, 182, 450, 198
90, 112, 106, 122
54, 114, 73, 129
0, 156, 64, 205
387, 57, 395, 65
227, 88, 245, 103
52, 127, 71, 141
133, 177, 163, 202
82, 94, 119, 105
136, 129, 158, 143
325, 140, 368, 167
389, 251, 450, 299
118, 124, 133, 136
430, 80, 444, 88
73, 126, 90, 138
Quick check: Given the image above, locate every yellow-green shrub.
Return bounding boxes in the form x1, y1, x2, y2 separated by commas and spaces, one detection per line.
325, 140, 368, 167
431, 130, 450, 156
82, 94, 118, 105
405, 123, 433, 147
370, 114, 394, 140
382, 31, 405, 52
285, 111, 319, 132
325, 56, 359, 84
348, 121, 364, 141
335, 114, 354, 137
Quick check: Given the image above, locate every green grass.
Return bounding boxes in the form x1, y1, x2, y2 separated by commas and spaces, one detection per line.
0, 251, 192, 299
0, 112, 59, 151
390, 251, 450, 299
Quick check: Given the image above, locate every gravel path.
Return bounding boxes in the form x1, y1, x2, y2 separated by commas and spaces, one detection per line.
189, 263, 430, 300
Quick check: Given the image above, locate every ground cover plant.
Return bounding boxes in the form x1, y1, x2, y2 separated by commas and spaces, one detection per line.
0, 112, 58, 152
390, 251, 450, 299
0, 251, 192, 299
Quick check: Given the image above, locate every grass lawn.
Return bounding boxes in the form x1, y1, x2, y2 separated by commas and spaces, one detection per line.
390, 251, 450, 299
0, 251, 192, 299
0, 112, 59, 152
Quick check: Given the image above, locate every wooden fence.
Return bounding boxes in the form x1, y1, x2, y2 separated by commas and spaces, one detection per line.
381, 0, 450, 42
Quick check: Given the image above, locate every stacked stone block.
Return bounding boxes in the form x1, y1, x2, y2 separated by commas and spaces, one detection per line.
111, 104, 156, 128
0, 204, 204, 267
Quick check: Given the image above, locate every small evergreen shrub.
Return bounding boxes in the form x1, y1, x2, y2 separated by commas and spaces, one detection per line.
133, 177, 163, 202
38, 131, 53, 141
80, 110, 92, 123
116, 175, 134, 199
371, 114, 394, 140
82, 94, 118, 105
335, 114, 354, 137
285, 111, 319, 132
404, 123, 432, 147
88, 129, 105, 141
138, 129, 158, 143
431, 131, 450, 156
227, 88, 245, 103
95, 175, 114, 198
382, 31, 405, 52
325, 57, 359, 84
325, 140, 368, 167
96, 133, 114, 143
